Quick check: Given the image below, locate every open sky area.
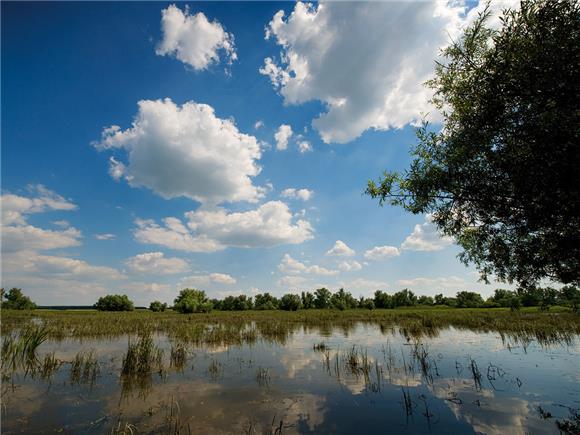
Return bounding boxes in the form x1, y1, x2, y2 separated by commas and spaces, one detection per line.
1, 1, 519, 306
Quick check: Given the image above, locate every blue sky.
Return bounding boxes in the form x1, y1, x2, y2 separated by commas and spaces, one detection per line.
1, 1, 516, 306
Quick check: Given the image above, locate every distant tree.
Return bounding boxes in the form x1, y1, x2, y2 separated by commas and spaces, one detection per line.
374, 290, 392, 309
518, 286, 543, 307
254, 293, 279, 310
94, 294, 134, 311
330, 288, 357, 310
301, 291, 315, 309
559, 285, 580, 312
539, 287, 558, 311
149, 301, 167, 312
221, 295, 253, 311
360, 298, 375, 310
433, 294, 445, 305
2, 288, 36, 310
367, 0, 580, 288
392, 289, 417, 308
417, 295, 434, 306
173, 289, 212, 314
314, 288, 332, 309
455, 291, 484, 308
279, 293, 301, 311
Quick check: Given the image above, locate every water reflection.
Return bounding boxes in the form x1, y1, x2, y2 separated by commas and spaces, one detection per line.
1, 323, 578, 434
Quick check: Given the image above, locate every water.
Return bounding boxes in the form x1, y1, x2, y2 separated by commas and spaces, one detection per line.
2, 324, 578, 434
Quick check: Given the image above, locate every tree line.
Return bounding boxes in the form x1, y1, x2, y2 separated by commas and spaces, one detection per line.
4, 285, 577, 313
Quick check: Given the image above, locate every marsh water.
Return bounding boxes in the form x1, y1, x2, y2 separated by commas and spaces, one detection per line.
2, 323, 579, 434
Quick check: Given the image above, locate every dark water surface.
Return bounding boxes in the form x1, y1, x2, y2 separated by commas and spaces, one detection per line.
2, 324, 578, 434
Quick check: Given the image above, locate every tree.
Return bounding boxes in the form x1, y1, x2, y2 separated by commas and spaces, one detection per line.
417, 295, 434, 306
367, 0, 580, 288
330, 288, 357, 310
94, 294, 134, 311
559, 285, 580, 312
220, 295, 253, 311
360, 298, 375, 310
434, 294, 445, 305
173, 289, 212, 313
455, 291, 484, 308
279, 293, 301, 311
374, 290, 392, 309
301, 291, 315, 309
314, 288, 332, 309
254, 293, 279, 310
392, 289, 417, 308
2, 288, 36, 310
149, 301, 167, 312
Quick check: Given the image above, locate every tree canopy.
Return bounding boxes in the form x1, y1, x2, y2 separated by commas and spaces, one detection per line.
173, 289, 213, 313
1, 288, 36, 310
94, 294, 134, 311
367, 0, 580, 288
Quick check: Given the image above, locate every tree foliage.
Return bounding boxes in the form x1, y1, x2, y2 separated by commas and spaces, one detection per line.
149, 301, 168, 312
1, 288, 36, 310
279, 293, 302, 311
367, 0, 580, 287
173, 289, 212, 313
94, 294, 134, 311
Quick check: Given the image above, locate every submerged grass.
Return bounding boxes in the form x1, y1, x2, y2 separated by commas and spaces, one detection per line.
70, 349, 99, 386
2, 308, 578, 349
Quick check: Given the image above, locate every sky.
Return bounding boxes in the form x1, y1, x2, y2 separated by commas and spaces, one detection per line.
1, 1, 519, 306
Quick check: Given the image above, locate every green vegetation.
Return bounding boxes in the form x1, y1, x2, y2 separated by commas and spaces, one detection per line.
367, 0, 580, 288
173, 289, 212, 313
1, 288, 36, 310
149, 301, 168, 312
94, 294, 134, 311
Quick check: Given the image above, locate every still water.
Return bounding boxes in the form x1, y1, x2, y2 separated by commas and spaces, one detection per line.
2, 324, 578, 434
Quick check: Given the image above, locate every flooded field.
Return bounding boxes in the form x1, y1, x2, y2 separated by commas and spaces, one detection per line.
2, 311, 579, 434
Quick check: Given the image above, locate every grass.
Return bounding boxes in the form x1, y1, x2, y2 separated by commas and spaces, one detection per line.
70, 349, 99, 386
2, 307, 578, 349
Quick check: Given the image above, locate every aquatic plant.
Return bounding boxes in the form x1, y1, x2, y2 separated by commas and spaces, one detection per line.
70, 349, 99, 386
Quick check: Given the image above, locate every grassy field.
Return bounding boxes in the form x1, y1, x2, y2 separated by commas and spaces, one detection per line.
2, 307, 578, 347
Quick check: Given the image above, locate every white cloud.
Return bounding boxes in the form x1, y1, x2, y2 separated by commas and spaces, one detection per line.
325, 240, 355, 257
2, 225, 82, 253
1, 184, 76, 226
3, 251, 124, 281
261, 1, 515, 144
278, 254, 338, 276
363, 245, 400, 261
298, 141, 312, 153
396, 276, 468, 290
339, 278, 389, 295
401, 215, 453, 251
135, 201, 313, 252
180, 272, 236, 287
338, 260, 362, 272
94, 98, 263, 204
274, 124, 293, 150
52, 220, 70, 228
95, 233, 115, 240
156, 5, 236, 70
277, 275, 306, 288
125, 252, 189, 275
280, 188, 313, 201
254, 120, 264, 129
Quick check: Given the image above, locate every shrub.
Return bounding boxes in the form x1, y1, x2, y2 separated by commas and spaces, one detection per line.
149, 301, 167, 312
94, 294, 134, 311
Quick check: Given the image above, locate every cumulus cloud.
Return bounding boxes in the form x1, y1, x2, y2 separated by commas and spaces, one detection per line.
325, 240, 355, 257
281, 188, 313, 201
261, 1, 516, 143
94, 98, 263, 204
278, 254, 338, 276
180, 272, 237, 287
277, 274, 307, 288
401, 215, 453, 251
364, 245, 400, 261
125, 252, 190, 275
339, 278, 389, 295
254, 120, 264, 130
2, 226, 81, 253
298, 141, 312, 153
2, 184, 76, 226
274, 124, 293, 150
338, 260, 362, 272
156, 4, 236, 70
135, 201, 313, 252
